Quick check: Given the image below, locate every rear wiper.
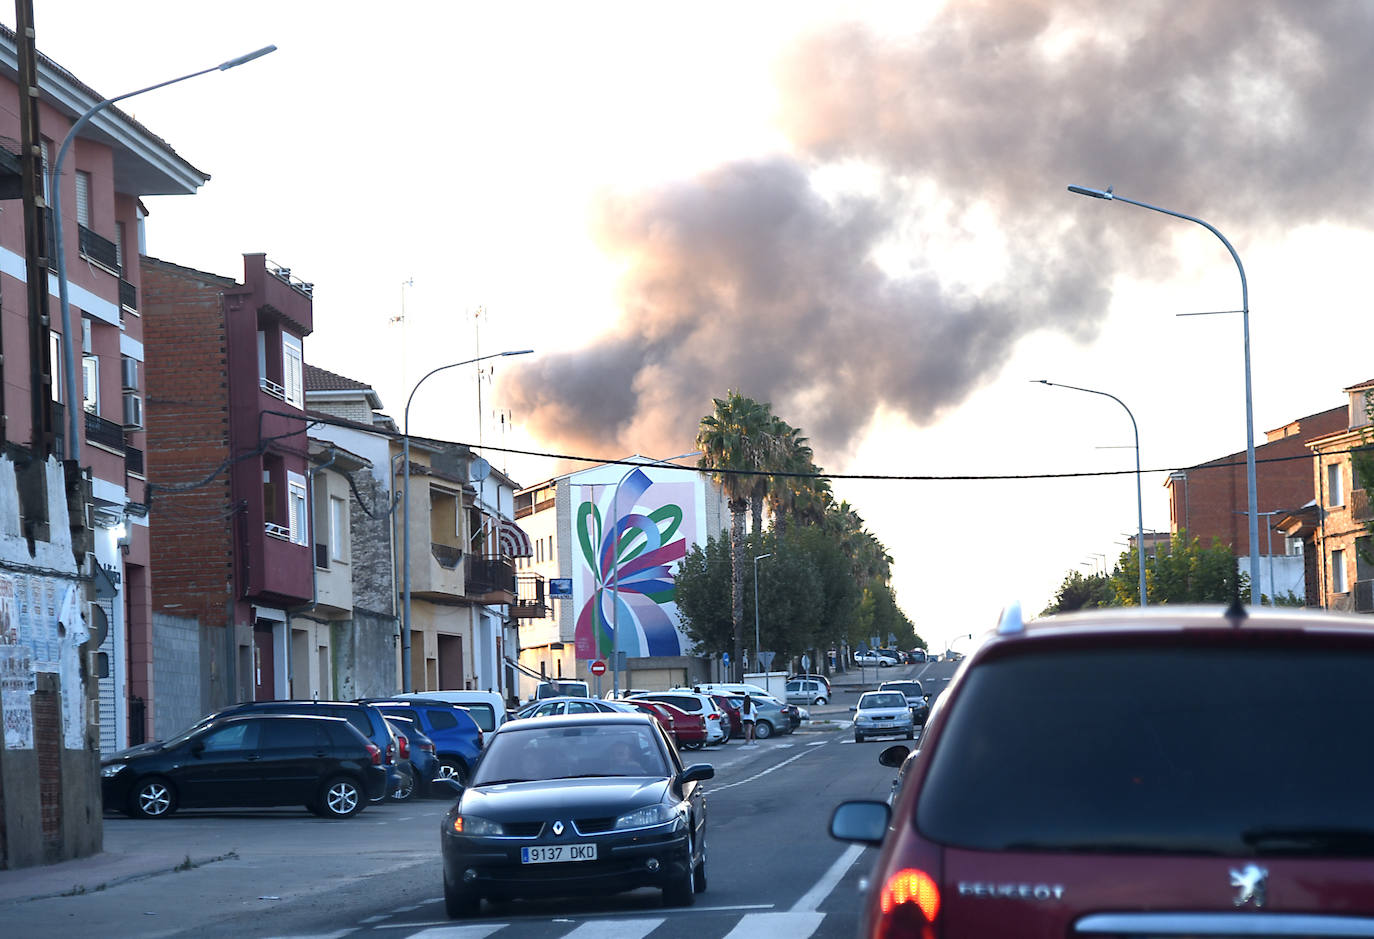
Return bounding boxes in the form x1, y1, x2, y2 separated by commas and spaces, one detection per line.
1242, 827, 1374, 855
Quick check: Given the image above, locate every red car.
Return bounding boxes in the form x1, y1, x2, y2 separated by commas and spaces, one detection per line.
708, 693, 743, 740
622, 699, 677, 739
832, 603, 1374, 937
653, 701, 707, 751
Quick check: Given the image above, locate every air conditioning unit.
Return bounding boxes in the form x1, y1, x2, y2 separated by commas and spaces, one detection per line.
121, 392, 143, 429
120, 357, 139, 390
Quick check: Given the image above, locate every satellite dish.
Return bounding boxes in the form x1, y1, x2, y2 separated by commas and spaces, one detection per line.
469, 457, 491, 482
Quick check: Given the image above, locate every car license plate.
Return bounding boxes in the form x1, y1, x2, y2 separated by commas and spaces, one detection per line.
521, 844, 597, 864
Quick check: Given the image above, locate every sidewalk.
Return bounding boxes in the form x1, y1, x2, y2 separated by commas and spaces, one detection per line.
0, 845, 207, 906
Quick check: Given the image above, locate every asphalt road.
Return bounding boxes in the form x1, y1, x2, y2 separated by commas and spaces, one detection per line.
0, 694, 935, 939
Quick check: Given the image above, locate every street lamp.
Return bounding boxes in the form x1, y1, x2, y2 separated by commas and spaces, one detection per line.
51, 45, 276, 459
753, 553, 771, 693
1036, 379, 1147, 606
401, 349, 533, 693
1068, 184, 1259, 606
608, 449, 702, 698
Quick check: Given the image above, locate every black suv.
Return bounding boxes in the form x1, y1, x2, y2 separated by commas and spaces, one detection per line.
102, 713, 387, 818
195, 700, 401, 799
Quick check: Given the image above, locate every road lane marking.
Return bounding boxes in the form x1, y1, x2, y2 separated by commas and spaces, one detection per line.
792, 843, 867, 912
721, 912, 824, 938
711, 745, 824, 791
564, 918, 664, 937
408, 926, 505, 938
807, 741, 826, 746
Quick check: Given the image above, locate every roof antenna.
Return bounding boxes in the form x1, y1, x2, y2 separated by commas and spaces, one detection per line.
1224, 554, 1248, 626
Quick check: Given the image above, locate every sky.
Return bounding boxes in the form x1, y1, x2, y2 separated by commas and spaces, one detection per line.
25, 1, 1374, 653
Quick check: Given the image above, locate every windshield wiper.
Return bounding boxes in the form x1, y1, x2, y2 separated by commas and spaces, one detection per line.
1242, 826, 1374, 855
475, 777, 534, 786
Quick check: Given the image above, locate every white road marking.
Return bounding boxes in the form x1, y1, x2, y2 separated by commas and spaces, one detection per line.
711, 746, 823, 791
721, 912, 825, 938
407, 926, 505, 938
792, 843, 866, 912
564, 918, 664, 938
807, 741, 826, 746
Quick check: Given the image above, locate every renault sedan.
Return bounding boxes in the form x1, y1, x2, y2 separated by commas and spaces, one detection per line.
440, 712, 713, 917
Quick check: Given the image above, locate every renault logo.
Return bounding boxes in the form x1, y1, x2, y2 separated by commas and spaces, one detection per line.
552, 820, 565, 837
1230, 864, 1267, 907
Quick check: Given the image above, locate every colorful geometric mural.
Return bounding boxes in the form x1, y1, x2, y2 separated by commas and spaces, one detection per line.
572, 467, 701, 660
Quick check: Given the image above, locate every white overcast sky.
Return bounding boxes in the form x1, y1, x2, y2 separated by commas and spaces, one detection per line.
26, 1, 1374, 652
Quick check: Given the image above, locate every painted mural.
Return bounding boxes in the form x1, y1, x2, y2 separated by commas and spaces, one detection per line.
572, 467, 702, 661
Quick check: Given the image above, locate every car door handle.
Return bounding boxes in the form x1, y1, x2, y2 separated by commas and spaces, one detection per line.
244, 754, 260, 761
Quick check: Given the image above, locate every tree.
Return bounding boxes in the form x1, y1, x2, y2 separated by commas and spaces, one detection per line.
674, 535, 736, 656
1117, 530, 1249, 605
696, 391, 773, 679
1352, 390, 1374, 569
1042, 569, 1118, 614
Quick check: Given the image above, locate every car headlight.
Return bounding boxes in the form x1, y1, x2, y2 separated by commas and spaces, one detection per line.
614, 804, 672, 829
452, 815, 504, 836
100, 763, 126, 778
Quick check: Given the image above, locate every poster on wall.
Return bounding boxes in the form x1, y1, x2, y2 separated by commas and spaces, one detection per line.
571, 466, 704, 661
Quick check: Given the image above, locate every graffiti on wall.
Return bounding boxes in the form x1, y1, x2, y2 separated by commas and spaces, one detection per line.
572, 468, 701, 661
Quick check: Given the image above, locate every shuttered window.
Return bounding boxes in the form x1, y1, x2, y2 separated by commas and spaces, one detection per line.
282, 333, 303, 408
288, 472, 308, 546
75, 170, 91, 226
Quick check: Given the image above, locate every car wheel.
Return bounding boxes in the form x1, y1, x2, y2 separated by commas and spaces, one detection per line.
907, 729, 915, 740
317, 776, 365, 818
815, 696, 828, 705
854, 731, 864, 743
682, 739, 703, 751
130, 777, 176, 819
390, 769, 416, 802
693, 832, 708, 893
754, 720, 774, 740
662, 827, 696, 907
879, 660, 891, 668
438, 759, 469, 787
444, 873, 480, 918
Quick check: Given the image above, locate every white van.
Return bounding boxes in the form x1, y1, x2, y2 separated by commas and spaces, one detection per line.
697, 682, 774, 698
396, 690, 508, 733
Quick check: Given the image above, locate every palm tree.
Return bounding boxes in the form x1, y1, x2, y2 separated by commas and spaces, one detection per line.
764, 418, 827, 539
696, 391, 772, 679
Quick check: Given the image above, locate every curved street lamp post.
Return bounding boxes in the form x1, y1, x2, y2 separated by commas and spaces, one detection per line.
401, 349, 532, 693
1036, 380, 1147, 606
51, 45, 276, 459
1068, 184, 1258, 606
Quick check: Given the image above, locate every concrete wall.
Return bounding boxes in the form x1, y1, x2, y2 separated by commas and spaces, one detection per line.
331, 609, 396, 700
152, 612, 202, 736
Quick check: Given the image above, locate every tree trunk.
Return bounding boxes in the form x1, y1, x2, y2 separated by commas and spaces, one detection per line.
751, 495, 763, 538
730, 499, 747, 681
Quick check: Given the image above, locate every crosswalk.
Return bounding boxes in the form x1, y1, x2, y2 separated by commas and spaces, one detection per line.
275, 910, 832, 939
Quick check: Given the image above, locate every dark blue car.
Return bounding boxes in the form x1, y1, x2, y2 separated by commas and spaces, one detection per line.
385, 715, 439, 800
363, 700, 483, 787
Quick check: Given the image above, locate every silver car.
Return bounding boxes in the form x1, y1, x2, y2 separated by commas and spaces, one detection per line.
851, 690, 915, 743
785, 678, 829, 705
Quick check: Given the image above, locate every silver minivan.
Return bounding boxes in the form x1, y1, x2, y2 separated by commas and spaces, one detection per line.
785, 678, 829, 705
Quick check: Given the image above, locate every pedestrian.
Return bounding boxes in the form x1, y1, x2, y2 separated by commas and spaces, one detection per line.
741, 693, 757, 746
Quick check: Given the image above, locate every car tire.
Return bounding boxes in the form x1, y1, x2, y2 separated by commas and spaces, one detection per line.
316, 776, 365, 818
390, 769, 416, 802
754, 720, 774, 740
854, 731, 864, 743
130, 776, 177, 819
906, 729, 915, 740
663, 828, 697, 907
816, 696, 828, 705
879, 660, 891, 668
693, 834, 708, 894
444, 874, 481, 918
438, 759, 469, 787
682, 739, 703, 751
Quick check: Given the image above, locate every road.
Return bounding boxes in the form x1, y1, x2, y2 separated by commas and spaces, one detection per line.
0, 664, 951, 938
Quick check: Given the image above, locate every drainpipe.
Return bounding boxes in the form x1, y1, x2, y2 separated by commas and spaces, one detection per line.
285, 447, 338, 698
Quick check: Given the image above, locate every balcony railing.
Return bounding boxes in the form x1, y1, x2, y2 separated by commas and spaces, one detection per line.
1356, 579, 1374, 613
84, 410, 125, 451
510, 573, 548, 619
1352, 489, 1372, 523
119, 278, 137, 314
125, 445, 144, 477
265, 522, 290, 541
431, 543, 463, 570
78, 224, 120, 275
467, 554, 516, 597
259, 376, 286, 400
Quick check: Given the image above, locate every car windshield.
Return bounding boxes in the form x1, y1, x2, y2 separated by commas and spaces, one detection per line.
918, 643, 1374, 856
473, 723, 669, 785
861, 693, 907, 709
882, 682, 921, 695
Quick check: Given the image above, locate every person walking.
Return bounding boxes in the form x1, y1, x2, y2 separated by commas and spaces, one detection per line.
741, 693, 757, 746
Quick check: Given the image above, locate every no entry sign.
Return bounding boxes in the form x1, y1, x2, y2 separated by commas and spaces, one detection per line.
590, 660, 607, 676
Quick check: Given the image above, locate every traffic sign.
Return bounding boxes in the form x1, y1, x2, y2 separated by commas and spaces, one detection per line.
801, 654, 810, 672
722, 652, 730, 666
758, 651, 776, 670
590, 659, 606, 676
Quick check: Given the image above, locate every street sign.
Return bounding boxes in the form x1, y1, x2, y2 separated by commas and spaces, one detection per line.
758, 651, 776, 670
549, 578, 573, 597
722, 652, 730, 667
801, 654, 810, 672
590, 659, 606, 676
614, 651, 628, 670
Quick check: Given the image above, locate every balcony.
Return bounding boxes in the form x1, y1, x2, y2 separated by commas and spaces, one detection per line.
431, 542, 463, 570
84, 410, 125, 452
510, 573, 548, 619
125, 445, 144, 477
78, 224, 120, 275
119, 278, 138, 315
1353, 489, 1372, 523
467, 554, 516, 604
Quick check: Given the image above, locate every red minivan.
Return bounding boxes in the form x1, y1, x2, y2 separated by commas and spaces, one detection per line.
832, 603, 1374, 938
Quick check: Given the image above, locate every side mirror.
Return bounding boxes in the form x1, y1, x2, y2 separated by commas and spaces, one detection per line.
435, 777, 465, 797
830, 800, 890, 845
678, 763, 715, 786
878, 744, 909, 768
849, 705, 857, 712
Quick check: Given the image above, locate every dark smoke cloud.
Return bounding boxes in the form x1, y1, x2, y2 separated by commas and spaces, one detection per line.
501, 0, 1374, 461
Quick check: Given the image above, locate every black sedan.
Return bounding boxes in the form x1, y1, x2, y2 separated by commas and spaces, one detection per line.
439, 712, 712, 917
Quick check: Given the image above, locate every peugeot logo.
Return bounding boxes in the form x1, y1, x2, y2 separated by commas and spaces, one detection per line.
1230, 864, 1267, 907
552, 820, 565, 837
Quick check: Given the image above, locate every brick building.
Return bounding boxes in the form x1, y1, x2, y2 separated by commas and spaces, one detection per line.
141, 254, 314, 718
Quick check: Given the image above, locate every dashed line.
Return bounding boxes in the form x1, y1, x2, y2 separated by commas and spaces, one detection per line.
712, 742, 826, 791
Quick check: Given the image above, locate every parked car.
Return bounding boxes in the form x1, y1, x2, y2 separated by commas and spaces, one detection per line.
533, 679, 590, 700
102, 713, 387, 819
786, 673, 832, 695
908, 649, 928, 664
879, 679, 931, 725
851, 690, 915, 742
386, 715, 439, 801
397, 690, 509, 733
439, 712, 712, 916
785, 677, 829, 705
831, 603, 1374, 937
362, 699, 484, 787
706, 693, 743, 739
633, 699, 707, 750
697, 681, 776, 698
618, 698, 678, 740
193, 699, 402, 800
854, 650, 897, 667
719, 691, 795, 739
629, 691, 728, 745
514, 696, 640, 719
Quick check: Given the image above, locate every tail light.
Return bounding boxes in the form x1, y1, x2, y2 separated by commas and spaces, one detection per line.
708, 713, 720, 722
421, 741, 436, 753
386, 741, 396, 764
365, 742, 382, 765
876, 868, 940, 939
396, 734, 410, 759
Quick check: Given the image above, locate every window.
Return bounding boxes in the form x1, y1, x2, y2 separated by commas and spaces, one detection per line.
81, 354, 98, 414
39, 139, 49, 200
1332, 548, 1348, 594
1328, 463, 1344, 507
288, 472, 309, 546
426, 709, 459, 730
283, 334, 303, 408
115, 221, 126, 273
329, 496, 348, 561
75, 170, 91, 227
49, 332, 61, 402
